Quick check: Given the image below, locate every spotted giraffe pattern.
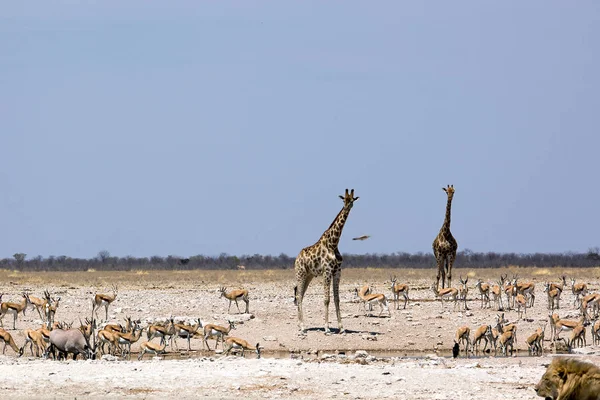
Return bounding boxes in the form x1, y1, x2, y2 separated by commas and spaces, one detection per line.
433, 185, 458, 289
294, 189, 359, 333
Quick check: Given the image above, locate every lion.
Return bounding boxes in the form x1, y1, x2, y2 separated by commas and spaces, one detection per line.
535, 357, 600, 400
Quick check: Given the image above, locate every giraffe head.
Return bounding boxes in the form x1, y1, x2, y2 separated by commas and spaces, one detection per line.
442, 184, 455, 199
339, 188, 359, 209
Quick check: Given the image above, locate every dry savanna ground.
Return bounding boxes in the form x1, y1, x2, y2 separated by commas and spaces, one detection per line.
1, 267, 600, 399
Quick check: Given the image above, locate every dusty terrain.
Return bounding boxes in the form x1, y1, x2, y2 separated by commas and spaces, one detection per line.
0, 267, 599, 399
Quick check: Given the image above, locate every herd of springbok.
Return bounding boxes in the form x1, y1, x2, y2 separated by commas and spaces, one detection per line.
0, 271, 597, 361
0, 285, 259, 360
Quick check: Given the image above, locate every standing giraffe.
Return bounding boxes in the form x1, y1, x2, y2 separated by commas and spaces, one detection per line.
433, 185, 458, 289
294, 188, 359, 334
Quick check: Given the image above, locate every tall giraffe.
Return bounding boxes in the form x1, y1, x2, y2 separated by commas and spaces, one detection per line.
433, 184, 458, 289
294, 188, 359, 334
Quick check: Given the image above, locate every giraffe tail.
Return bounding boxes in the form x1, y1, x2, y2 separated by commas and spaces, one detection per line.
293, 286, 298, 306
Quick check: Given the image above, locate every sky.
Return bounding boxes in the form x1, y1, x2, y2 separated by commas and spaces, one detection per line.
1, 2, 599, 259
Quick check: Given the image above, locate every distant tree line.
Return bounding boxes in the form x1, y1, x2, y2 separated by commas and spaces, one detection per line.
1, 248, 599, 272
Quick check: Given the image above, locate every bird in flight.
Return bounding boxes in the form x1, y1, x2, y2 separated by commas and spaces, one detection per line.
352, 235, 371, 241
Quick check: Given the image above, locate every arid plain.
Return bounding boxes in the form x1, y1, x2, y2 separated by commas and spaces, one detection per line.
1, 267, 599, 399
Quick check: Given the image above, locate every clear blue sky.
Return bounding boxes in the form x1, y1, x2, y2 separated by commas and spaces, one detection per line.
1, 2, 599, 259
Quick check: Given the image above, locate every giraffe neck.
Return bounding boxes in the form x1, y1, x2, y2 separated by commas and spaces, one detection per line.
319, 205, 351, 249
441, 196, 453, 234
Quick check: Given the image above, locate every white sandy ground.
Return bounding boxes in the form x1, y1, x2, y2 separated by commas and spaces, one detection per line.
1, 353, 599, 399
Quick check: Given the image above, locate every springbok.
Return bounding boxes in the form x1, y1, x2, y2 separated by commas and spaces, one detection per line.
92, 285, 118, 321
219, 287, 250, 314
389, 276, 409, 310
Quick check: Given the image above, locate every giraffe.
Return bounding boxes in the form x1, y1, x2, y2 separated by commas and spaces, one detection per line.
433, 184, 458, 289
293, 188, 359, 334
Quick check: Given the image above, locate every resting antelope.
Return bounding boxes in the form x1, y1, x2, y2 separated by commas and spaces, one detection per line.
173, 318, 203, 351
0, 328, 23, 355
475, 279, 491, 309
219, 287, 249, 314
0, 294, 28, 330
138, 341, 167, 360
223, 337, 261, 358
203, 320, 235, 351
543, 282, 561, 311
431, 284, 459, 311
353, 287, 391, 317
93, 285, 118, 321
389, 276, 409, 310
20, 328, 46, 357
471, 324, 493, 355
455, 326, 470, 357
571, 278, 588, 307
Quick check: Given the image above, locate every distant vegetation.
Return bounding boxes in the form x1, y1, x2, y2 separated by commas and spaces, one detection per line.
1, 248, 599, 271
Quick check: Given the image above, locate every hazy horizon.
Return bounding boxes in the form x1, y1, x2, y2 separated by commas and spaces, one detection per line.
1, 2, 599, 259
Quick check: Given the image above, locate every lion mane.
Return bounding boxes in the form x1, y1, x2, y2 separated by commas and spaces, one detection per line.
535, 357, 600, 400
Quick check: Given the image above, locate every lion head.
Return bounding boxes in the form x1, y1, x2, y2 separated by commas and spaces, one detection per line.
535, 357, 600, 400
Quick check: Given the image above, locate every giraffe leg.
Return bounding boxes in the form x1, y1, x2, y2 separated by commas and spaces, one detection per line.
295, 274, 313, 333
323, 273, 332, 334
435, 255, 444, 289
333, 268, 343, 333
447, 253, 456, 289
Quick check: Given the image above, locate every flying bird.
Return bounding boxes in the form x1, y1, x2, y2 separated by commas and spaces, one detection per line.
352, 235, 371, 241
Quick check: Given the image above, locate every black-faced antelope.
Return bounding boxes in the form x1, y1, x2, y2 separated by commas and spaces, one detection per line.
0, 328, 23, 356
455, 326, 470, 357
223, 337, 261, 359
430, 284, 459, 311
471, 324, 493, 355
389, 276, 409, 310
173, 318, 203, 352
203, 320, 235, 351
93, 285, 118, 321
138, 341, 167, 360
543, 282, 561, 311
353, 287, 391, 317
0, 294, 28, 330
219, 287, 250, 314
571, 278, 588, 307
20, 328, 46, 357
475, 279, 491, 309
